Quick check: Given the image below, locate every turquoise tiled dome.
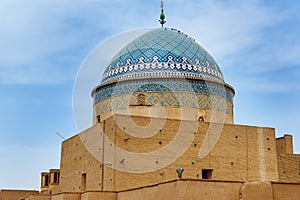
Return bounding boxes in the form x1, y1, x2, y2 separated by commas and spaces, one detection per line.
101, 27, 224, 84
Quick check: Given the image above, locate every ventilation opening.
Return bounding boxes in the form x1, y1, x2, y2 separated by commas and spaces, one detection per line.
198, 116, 204, 121
81, 173, 87, 191
202, 169, 213, 179
53, 172, 59, 184
44, 175, 49, 187
96, 115, 101, 123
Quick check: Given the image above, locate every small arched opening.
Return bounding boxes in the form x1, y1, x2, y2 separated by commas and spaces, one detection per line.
137, 94, 146, 106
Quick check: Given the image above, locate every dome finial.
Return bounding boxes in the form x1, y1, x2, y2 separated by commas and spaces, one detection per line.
159, 0, 166, 27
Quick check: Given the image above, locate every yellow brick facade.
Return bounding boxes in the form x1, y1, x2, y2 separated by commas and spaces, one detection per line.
55, 114, 282, 193
3, 114, 298, 200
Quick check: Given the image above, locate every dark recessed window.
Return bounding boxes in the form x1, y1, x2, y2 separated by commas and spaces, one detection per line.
202, 169, 213, 179
81, 173, 87, 191
54, 172, 59, 184
44, 175, 49, 187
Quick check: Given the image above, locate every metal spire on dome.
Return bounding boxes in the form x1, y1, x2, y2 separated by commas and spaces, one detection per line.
159, 0, 166, 27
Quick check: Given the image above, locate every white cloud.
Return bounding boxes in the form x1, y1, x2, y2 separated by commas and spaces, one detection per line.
0, 0, 160, 84
167, 1, 283, 60
160, 0, 300, 95
0, 0, 299, 86
162, 0, 300, 77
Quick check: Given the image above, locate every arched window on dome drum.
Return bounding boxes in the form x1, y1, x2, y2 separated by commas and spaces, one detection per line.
137, 94, 146, 106
96, 115, 101, 123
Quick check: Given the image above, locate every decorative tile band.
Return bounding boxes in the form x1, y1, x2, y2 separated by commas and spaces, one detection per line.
101, 61, 224, 84
95, 92, 233, 115
93, 78, 234, 104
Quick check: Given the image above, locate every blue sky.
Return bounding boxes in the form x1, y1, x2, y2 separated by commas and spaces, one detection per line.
0, 0, 300, 189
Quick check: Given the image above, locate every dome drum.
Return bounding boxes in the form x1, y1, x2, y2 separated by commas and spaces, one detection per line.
92, 78, 234, 104
92, 78, 235, 124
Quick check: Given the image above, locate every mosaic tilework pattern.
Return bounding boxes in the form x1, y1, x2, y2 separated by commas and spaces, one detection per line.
95, 92, 233, 115
101, 28, 224, 84
93, 79, 234, 104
